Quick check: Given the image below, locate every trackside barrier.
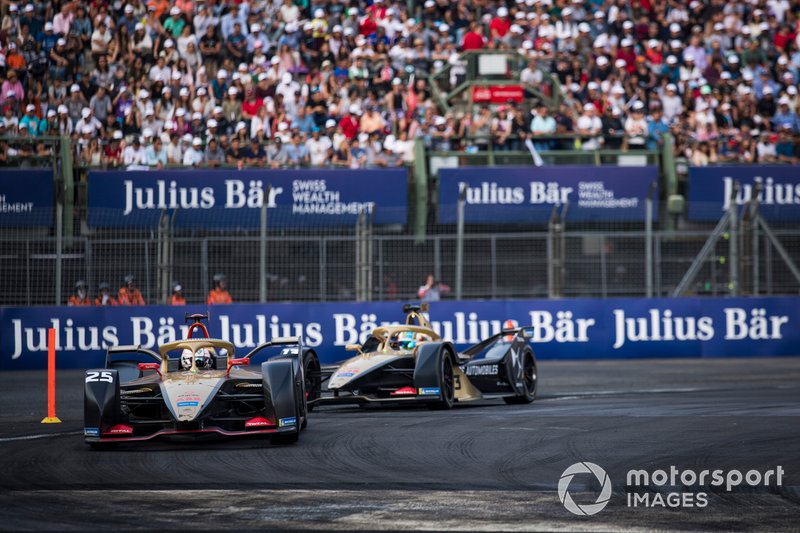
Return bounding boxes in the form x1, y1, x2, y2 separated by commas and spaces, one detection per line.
2, 297, 799, 370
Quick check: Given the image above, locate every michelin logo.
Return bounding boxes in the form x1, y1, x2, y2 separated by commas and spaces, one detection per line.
278, 417, 297, 427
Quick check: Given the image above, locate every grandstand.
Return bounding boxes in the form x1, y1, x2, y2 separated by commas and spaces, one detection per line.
1, 0, 800, 305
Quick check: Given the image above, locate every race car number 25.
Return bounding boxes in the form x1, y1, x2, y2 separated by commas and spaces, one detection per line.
86, 371, 114, 383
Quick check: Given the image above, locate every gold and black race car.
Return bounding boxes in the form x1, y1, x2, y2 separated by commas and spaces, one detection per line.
308, 305, 537, 409
84, 314, 318, 447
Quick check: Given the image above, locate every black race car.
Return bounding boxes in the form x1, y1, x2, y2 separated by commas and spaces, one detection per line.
308, 305, 537, 409
84, 314, 320, 447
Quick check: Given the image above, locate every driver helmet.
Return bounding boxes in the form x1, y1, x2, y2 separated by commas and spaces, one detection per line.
181, 348, 212, 370
399, 331, 417, 350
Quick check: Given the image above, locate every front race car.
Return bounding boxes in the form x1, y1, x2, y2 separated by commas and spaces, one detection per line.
84, 314, 316, 447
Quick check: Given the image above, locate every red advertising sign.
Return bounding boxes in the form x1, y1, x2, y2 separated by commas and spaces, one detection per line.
472, 85, 525, 104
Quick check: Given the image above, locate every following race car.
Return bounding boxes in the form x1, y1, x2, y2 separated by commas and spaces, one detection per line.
308, 304, 537, 409
84, 313, 320, 447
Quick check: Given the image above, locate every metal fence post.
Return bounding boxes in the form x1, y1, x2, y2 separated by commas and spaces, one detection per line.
55, 200, 63, 306
645, 182, 656, 298
455, 183, 466, 300
201, 238, 209, 299
259, 185, 270, 303
547, 206, 555, 298
490, 235, 497, 299
729, 185, 739, 296
547, 204, 567, 298
320, 237, 327, 302
753, 218, 760, 296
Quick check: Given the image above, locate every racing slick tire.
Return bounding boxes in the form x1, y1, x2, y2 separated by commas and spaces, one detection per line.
428, 348, 456, 410
84, 368, 121, 448
263, 360, 302, 445
504, 348, 537, 405
303, 349, 321, 414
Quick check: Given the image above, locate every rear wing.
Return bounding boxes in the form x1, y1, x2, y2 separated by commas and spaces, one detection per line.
460, 327, 534, 357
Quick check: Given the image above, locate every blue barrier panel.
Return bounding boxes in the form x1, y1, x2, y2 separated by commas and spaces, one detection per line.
688, 165, 800, 221
0, 169, 53, 227
88, 168, 407, 228
438, 166, 658, 223
1, 297, 797, 369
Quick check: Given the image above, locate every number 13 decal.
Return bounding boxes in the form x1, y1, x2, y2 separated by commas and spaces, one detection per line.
86, 371, 113, 383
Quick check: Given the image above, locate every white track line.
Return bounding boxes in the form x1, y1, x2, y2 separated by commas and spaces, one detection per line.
0, 431, 82, 443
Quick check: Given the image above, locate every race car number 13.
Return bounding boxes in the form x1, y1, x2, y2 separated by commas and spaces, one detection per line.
86, 371, 114, 383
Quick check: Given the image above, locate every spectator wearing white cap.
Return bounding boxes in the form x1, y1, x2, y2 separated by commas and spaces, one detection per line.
117, 4, 138, 35
75, 107, 103, 138
577, 103, 603, 150
18, 103, 44, 136
625, 101, 649, 149
55, 105, 73, 136
1, 4, 21, 39
183, 137, 205, 166
164, 6, 186, 39
490, 6, 511, 41
660, 84, 683, 123
247, 23, 270, 54
191, 87, 215, 118
772, 97, 800, 133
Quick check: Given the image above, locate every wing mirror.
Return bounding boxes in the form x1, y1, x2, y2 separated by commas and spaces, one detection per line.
138, 362, 162, 377
226, 357, 250, 376
519, 327, 535, 340
345, 344, 362, 353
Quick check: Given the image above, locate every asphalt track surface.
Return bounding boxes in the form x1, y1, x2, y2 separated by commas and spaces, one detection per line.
1, 358, 799, 532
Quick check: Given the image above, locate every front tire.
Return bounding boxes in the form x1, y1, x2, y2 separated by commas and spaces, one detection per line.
429, 349, 455, 410
272, 396, 301, 445
504, 349, 537, 405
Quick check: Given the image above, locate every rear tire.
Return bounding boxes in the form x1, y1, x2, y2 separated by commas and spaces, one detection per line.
429, 349, 455, 410
504, 349, 537, 405
303, 350, 321, 413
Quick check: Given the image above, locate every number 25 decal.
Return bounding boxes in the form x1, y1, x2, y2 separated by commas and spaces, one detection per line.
86, 371, 113, 383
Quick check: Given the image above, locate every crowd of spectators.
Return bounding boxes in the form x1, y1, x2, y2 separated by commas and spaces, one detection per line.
2, 0, 800, 168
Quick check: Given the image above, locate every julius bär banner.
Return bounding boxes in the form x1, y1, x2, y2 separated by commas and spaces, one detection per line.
2, 297, 797, 369
0, 169, 53, 227
88, 169, 407, 228
438, 166, 658, 223
688, 165, 800, 221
